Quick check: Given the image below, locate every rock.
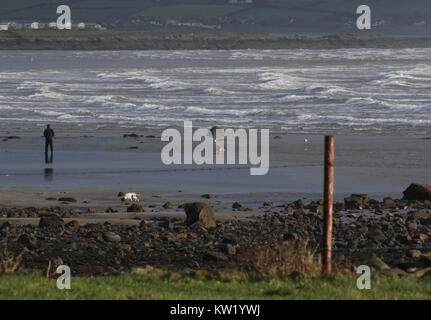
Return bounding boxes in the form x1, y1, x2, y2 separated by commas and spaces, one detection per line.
407, 222, 418, 231
403, 183, 431, 201
139, 220, 147, 230
45, 197, 56, 201
1, 221, 11, 229
365, 256, 391, 272
408, 249, 422, 258
200, 194, 212, 199
232, 202, 243, 210
382, 197, 397, 209
162, 201, 173, 209
380, 268, 407, 277
127, 204, 145, 212
105, 207, 118, 213
344, 194, 368, 209
58, 197, 77, 203
65, 220, 79, 229
87, 208, 96, 214
414, 267, 431, 278
203, 251, 228, 262
183, 202, 216, 228
222, 243, 236, 255
292, 199, 304, 209
123, 133, 139, 138
420, 252, 431, 266
39, 215, 64, 228
293, 209, 305, 217
103, 232, 121, 243
117, 192, 125, 197
367, 227, 386, 242
18, 234, 37, 246
407, 210, 431, 220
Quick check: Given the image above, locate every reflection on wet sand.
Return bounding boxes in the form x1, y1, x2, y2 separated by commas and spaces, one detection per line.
44, 168, 54, 182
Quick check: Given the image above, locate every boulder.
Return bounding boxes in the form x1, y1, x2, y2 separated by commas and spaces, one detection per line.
420, 252, 431, 266
344, 194, 368, 209
18, 234, 37, 246
65, 220, 79, 229
403, 183, 431, 201
232, 202, 243, 210
127, 204, 144, 212
38, 215, 64, 228
365, 256, 391, 272
407, 210, 431, 220
103, 232, 121, 243
123, 133, 139, 138
58, 197, 77, 203
162, 201, 173, 209
183, 202, 216, 228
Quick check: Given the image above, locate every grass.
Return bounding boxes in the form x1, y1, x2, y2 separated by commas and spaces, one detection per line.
1, 268, 431, 300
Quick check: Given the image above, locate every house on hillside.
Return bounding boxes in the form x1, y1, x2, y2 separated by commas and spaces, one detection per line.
83, 23, 106, 30
0, 23, 9, 31
47, 22, 57, 29
30, 22, 39, 29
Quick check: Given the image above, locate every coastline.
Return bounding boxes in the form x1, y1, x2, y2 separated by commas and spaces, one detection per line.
2, 30, 431, 50
1, 134, 431, 208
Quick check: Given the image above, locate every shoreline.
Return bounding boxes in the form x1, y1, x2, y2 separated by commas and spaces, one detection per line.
2, 31, 431, 50
1, 135, 431, 203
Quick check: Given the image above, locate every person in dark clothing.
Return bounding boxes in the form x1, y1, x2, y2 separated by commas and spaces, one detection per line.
43, 124, 54, 162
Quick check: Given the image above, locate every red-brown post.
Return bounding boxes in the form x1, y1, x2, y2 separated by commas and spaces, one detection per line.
322, 135, 334, 275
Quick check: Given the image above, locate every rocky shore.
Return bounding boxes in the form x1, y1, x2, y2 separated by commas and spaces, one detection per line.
2, 30, 431, 50
1, 183, 431, 278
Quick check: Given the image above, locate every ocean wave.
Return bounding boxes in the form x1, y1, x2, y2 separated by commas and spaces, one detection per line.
96, 71, 185, 91
185, 106, 263, 116
278, 95, 308, 102
257, 72, 302, 90
204, 87, 236, 95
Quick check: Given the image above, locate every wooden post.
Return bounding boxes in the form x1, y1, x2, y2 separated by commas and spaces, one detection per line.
322, 135, 334, 275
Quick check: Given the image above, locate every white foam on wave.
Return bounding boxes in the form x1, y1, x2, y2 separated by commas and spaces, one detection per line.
257, 72, 302, 90
279, 95, 308, 102
29, 86, 67, 99
185, 106, 263, 116
204, 87, 235, 95
96, 70, 185, 91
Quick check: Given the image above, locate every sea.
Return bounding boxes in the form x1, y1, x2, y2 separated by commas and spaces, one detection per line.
0, 48, 431, 135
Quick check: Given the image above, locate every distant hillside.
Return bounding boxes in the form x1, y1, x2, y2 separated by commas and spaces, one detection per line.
0, 0, 430, 34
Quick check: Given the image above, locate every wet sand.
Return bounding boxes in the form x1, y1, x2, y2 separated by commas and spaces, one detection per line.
1, 134, 431, 203
1, 133, 431, 216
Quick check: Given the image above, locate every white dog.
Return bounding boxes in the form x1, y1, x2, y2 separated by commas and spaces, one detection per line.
122, 193, 140, 202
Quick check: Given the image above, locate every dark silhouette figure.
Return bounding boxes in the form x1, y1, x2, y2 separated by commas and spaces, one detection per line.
43, 124, 55, 163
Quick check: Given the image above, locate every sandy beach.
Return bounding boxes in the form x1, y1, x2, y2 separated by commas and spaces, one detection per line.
1, 133, 431, 206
